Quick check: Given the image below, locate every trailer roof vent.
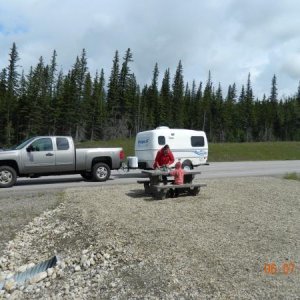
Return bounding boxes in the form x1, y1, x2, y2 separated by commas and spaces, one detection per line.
156, 126, 169, 130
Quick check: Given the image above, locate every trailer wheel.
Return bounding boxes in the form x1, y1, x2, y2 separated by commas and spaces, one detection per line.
182, 160, 193, 170
0, 166, 17, 188
92, 163, 111, 182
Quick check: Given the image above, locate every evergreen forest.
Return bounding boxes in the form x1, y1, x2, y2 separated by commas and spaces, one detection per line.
0, 43, 299, 146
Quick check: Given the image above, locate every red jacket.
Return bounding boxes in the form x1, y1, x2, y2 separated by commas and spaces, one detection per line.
153, 148, 175, 169
170, 168, 185, 185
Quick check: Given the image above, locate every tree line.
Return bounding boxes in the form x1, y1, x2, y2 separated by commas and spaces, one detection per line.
0, 43, 299, 146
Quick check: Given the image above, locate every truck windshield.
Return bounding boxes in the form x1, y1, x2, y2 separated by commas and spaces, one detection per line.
13, 137, 36, 150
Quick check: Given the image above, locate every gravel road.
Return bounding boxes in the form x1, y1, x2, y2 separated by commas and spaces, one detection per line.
0, 176, 299, 299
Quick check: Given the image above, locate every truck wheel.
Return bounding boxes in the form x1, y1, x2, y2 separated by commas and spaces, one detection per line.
92, 163, 111, 182
0, 166, 17, 188
182, 160, 193, 170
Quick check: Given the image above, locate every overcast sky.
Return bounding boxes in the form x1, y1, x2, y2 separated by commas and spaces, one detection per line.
1, 0, 300, 98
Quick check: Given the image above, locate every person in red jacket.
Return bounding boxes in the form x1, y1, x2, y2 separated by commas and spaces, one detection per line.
169, 161, 185, 197
153, 145, 175, 169
169, 161, 185, 185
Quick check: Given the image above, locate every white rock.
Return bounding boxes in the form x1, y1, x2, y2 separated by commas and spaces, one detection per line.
74, 265, 81, 272
90, 259, 95, 266
47, 268, 54, 277
4, 279, 16, 292
80, 255, 88, 265
17, 264, 28, 273
104, 253, 110, 260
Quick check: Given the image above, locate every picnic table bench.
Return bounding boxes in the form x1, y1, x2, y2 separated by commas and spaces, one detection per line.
139, 169, 206, 200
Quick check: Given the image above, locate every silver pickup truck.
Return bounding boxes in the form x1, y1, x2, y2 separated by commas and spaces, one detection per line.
0, 136, 125, 188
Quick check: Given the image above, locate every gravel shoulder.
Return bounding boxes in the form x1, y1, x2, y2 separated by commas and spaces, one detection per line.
0, 177, 299, 299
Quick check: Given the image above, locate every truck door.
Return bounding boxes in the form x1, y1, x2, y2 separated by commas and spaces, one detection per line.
21, 137, 55, 173
54, 137, 75, 172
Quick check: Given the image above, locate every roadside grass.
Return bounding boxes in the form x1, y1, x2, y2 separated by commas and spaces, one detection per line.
208, 142, 300, 161
77, 140, 300, 162
283, 172, 300, 181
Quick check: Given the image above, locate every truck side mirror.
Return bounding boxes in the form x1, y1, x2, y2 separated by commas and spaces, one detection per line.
26, 145, 33, 152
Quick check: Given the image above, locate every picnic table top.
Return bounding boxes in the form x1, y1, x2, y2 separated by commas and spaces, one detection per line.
142, 169, 202, 176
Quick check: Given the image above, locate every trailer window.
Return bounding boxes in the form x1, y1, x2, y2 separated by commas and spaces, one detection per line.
191, 136, 204, 147
158, 136, 166, 145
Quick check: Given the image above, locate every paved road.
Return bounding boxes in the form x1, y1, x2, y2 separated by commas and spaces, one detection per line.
2, 160, 300, 194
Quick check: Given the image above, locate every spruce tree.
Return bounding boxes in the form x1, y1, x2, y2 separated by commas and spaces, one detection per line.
160, 68, 171, 126
171, 60, 184, 128
107, 50, 120, 121
4, 42, 20, 144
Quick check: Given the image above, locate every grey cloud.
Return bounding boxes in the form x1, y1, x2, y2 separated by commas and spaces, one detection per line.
0, 0, 300, 97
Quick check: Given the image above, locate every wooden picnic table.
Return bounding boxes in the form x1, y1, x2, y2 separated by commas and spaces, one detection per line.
139, 169, 206, 200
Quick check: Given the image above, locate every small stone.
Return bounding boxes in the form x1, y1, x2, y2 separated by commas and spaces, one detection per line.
103, 253, 110, 260
74, 265, 81, 272
17, 264, 28, 273
90, 259, 95, 266
80, 255, 88, 266
4, 279, 16, 292
45, 281, 51, 288
59, 261, 66, 269
47, 268, 54, 277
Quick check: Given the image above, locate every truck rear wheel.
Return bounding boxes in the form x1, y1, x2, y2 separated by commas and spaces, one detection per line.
0, 166, 17, 188
92, 163, 111, 182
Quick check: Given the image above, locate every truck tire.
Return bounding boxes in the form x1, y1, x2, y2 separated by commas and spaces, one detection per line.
0, 166, 17, 188
92, 163, 111, 182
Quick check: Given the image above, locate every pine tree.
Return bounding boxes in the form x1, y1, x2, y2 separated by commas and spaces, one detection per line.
0, 68, 7, 143
171, 60, 184, 128
149, 63, 160, 127
224, 83, 237, 141
119, 48, 133, 115
202, 71, 213, 136
4, 42, 20, 144
160, 68, 171, 126
107, 50, 120, 121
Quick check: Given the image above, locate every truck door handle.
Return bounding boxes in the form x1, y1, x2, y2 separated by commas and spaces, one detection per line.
46, 153, 54, 156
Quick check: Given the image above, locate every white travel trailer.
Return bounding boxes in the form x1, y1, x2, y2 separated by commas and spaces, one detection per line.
134, 127, 208, 169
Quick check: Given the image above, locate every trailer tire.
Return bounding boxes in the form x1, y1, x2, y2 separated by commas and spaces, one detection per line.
92, 163, 111, 182
0, 166, 17, 188
182, 160, 193, 170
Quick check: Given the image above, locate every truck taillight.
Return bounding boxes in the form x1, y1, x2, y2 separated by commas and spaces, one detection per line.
119, 150, 125, 160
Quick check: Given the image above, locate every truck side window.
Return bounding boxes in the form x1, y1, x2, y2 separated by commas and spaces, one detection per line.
30, 138, 53, 151
191, 136, 204, 147
158, 136, 165, 145
56, 138, 69, 150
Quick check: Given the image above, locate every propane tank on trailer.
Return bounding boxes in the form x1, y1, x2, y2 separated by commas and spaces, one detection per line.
127, 156, 139, 169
